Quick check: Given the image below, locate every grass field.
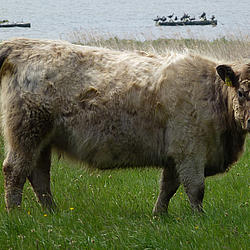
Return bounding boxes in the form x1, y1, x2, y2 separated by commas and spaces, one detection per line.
1, 138, 250, 249
1, 33, 250, 249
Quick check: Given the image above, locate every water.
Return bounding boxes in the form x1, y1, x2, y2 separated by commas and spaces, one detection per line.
1, 0, 250, 42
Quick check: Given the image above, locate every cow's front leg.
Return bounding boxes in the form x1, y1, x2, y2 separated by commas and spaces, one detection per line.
153, 167, 180, 215
178, 162, 205, 212
184, 181, 205, 212
28, 145, 56, 211
3, 151, 33, 211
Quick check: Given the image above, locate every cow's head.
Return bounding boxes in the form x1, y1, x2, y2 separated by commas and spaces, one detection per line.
217, 64, 250, 131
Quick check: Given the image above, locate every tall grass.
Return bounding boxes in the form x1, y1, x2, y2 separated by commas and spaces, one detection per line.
67, 29, 250, 62
1, 32, 250, 249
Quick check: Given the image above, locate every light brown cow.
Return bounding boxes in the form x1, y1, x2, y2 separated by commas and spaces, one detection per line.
1, 38, 250, 214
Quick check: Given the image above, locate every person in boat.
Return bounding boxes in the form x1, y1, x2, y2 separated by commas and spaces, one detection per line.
211, 15, 215, 21
181, 13, 190, 21
161, 16, 167, 22
174, 16, 178, 21
189, 16, 195, 21
1, 20, 9, 23
168, 13, 174, 19
200, 12, 206, 20
154, 16, 161, 22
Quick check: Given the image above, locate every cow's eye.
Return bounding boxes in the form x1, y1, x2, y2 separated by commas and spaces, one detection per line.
238, 90, 243, 97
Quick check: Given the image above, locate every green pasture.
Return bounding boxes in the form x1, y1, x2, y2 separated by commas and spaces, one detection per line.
1, 33, 250, 249
1, 137, 250, 249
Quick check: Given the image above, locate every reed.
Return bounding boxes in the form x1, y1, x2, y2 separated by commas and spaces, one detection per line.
67, 29, 250, 63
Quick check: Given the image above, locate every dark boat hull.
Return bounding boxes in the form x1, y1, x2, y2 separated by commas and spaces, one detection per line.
0, 22, 31, 28
156, 20, 217, 26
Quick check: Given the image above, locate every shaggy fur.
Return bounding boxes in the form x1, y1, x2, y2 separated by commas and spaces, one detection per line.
1, 38, 250, 213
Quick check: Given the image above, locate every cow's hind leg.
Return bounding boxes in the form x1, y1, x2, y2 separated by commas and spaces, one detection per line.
153, 167, 180, 215
28, 145, 56, 211
2, 98, 54, 211
3, 150, 34, 210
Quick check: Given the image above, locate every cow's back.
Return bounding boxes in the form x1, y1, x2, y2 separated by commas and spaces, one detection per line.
0, 39, 169, 168
0, 38, 229, 171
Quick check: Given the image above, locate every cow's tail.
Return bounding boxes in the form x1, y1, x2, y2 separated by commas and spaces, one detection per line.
0, 41, 13, 75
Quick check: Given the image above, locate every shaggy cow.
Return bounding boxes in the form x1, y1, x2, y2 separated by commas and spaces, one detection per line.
1, 38, 250, 214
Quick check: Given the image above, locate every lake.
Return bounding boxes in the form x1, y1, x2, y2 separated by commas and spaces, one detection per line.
1, 0, 250, 41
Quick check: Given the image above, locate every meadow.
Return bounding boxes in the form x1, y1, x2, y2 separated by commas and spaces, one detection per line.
1, 32, 250, 249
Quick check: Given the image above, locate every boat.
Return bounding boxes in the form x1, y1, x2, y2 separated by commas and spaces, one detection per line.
154, 12, 217, 26
155, 19, 217, 26
0, 22, 31, 28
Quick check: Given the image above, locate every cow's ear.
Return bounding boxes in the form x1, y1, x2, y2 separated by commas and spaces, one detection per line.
216, 64, 238, 88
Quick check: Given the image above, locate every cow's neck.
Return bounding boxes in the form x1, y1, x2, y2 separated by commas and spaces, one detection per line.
223, 88, 247, 168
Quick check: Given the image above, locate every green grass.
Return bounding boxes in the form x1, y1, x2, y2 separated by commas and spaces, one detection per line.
1, 136, 250, 249
2, 34, 250, 249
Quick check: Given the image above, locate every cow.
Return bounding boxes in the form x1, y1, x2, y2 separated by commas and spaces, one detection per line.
0, 38, 250, 214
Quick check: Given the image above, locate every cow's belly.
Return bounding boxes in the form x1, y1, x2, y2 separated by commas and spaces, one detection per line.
51, 123, 165, 169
